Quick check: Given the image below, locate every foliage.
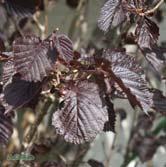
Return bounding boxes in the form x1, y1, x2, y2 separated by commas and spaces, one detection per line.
0, 0, 165, 166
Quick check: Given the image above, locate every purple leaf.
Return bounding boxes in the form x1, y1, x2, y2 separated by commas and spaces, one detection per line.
102, 49, 152, 113
2, 59, 15, 85
50, 33, 74, 63
102, 49, 143, 74
13, 35, 53, 82
3, 0, 44, 18
52, 81, 108, 144
3, 74, 42, 109
135, 17, 159, 50
98, 0, 126, 32
0, 105, 13, 146
135, 17, 166, 73
141, 47, 166, 73
113, 66, 152, 112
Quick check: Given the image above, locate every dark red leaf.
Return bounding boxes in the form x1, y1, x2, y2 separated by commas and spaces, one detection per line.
50, 32, 74, 63
112, 66, 152, 112
3, 74, 42, 110
3, 0, 44, 18
13, 35, 54, 82
52, 81, 108, 144
135, 17, 159, 50
135, 17, 166, 72
102, 49, 143, 74
141, 47, 166, 73
98, 0, 126, 32
2, 59, 15, 86
0, 105, 13, 146
101, 49, 152, 113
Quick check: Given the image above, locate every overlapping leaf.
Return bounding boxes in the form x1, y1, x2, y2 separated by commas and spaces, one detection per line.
52, 81, 108, 144
11, 32, 73, 82
2, 59, 15, 85
113, 66, 152, 112
50, 33, 74, 63
151, 89, 166, 115
13, 35, 53, 82
98, 0, 126, 32
102, 49, 143, 74
135, 17, 159, 50
143, 47, 166, 72
102, 49, 152, 113
135, 17, 166, 72
2, 0, 44, 18
3, 75, 42, 109
0, 105, 13, 146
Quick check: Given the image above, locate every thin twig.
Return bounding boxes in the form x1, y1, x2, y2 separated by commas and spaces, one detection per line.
68, 0, 89, 49
33, 14, 46, 39
25, 99, 53, 144
144, 0, 164, 15
13, 96, 54, 167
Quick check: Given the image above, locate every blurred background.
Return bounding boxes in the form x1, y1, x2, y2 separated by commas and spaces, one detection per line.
0, 0, 166, 167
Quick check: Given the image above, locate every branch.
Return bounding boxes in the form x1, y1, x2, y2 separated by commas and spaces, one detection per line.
68, 0, 89, 49
13, 95, 55, 167
144, 0, 164, 15
25, 97, 53, 145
